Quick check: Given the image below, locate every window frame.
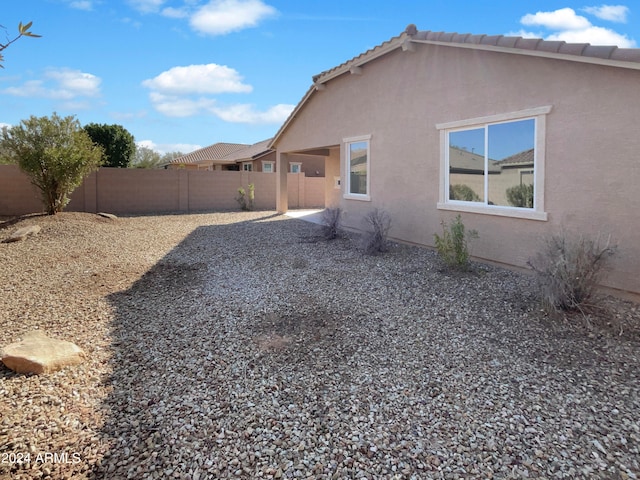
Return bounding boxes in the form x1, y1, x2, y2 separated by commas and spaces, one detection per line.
289, 162, 302, 173
262, 161, 274, 173
343, 134, 372, 201
436, 106, 551, 221
242, 162, 253, 172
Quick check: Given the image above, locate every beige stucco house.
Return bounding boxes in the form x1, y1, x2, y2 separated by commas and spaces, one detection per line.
271, 25, 640, 296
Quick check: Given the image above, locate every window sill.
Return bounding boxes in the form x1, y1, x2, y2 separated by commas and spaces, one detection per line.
344, 194, 371, 202
437, 202, 548, 221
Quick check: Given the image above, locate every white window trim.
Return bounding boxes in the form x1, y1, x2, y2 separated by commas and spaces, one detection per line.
242, 162, 253, 171
289, 162, 302, 173
343, 134, 372, 201
436, 106, 551, 221
262, 160, 274, 173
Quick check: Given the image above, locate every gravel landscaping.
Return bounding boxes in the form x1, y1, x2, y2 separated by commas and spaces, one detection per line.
1, 211, 639, 480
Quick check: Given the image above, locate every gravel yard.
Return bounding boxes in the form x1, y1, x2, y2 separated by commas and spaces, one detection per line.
1, 211, 639, 480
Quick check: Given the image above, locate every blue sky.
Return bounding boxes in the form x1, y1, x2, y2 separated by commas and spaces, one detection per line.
1, 1, 637, 154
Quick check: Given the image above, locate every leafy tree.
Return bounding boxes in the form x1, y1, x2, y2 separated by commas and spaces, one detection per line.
160, 151, 185, 164
0, 125, 13, 164
132, 145, 162, 169
0, 21, 41, 68
0, 113, 103, 214
84, 123, 135, 168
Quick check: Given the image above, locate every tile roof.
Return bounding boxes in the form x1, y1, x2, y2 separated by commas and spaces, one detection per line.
272, 24, 640, 148
220, 138, 273, 162
171, 142, 248, 164
313, 24, 640, 85
496, 149, 535, 166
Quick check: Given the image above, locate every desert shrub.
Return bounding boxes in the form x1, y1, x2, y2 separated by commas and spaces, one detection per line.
450, 184, 481, 202
236, 183, 255, 211
433, 214, 478, 270
0, 113, 103, 214
361, 208, 392, 255
506, 183, 534, 208
321, 207, 342, 240
528, 233, 617, 314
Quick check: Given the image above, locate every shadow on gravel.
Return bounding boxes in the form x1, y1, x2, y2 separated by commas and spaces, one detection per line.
92, 212, 352, 478
92, 212, 640, 479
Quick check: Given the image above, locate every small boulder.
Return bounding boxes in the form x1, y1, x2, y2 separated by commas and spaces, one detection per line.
97, 212, 117, 220
1, 330, 85, 374
2, 225, 41, 243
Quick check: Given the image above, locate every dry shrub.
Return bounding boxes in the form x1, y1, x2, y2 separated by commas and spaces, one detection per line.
321, 207, 342, 240
361, 208, 391, 255
528, 232, 616, 315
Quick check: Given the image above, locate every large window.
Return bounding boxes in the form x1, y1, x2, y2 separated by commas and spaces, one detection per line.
437, 107, 550, 220
344, 135, 371, 200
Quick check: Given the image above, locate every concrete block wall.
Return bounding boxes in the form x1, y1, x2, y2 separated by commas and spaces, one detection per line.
0, 165, 324, 216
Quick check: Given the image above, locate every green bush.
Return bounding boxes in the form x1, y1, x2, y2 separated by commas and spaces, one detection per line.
528, 233, 616, 314
433, 214, 478, 270
506, 183, 534, 208
449, 184, 481, 202
236, 183, 255, 211
0, 113, 103, 214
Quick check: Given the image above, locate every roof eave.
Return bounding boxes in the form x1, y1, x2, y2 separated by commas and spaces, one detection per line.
410, 38, 640, 71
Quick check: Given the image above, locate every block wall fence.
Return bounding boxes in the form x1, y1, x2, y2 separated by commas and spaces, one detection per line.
0, 166, 324, 216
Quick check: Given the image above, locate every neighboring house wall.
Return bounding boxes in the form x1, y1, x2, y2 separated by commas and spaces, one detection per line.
0, 166, 323, 215
287, 173, 325, 209
274, 43, 640, 295
287, 154, 325, 176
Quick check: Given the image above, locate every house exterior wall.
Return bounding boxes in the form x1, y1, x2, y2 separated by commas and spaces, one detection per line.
274, 44, 640, 295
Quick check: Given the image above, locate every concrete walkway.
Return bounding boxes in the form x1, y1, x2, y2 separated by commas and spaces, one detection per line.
284, 209, 325, 225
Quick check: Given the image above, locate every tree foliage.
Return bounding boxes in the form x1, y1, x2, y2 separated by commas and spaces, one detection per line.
132, 146, 162, 169
0, 113, 103, 214
84, 123, 135, 168
506, 183, 534, 208
160, 151, 185, 164
0, 21, 41, 68
449, 184, 481, 202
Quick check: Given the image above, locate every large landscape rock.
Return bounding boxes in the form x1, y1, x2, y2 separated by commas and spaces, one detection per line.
1, 330, 85, 374
2, 225, 41, 243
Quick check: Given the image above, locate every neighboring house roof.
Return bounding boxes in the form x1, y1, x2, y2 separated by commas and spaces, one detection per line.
496, 149, 535, 168
449, 146, 501, 174
171, 142, 248, 165
220, 138, 274, 163
270, 24, 640, 148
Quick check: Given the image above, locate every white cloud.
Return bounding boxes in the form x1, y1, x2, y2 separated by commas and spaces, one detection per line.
1, 68, 102, 100
212, 103, 294, 124
521, 8, 591, 30
148, 92, 217, 117
69, 0, 94, 10
46, 68, 101, 97
127, 0, 166, 13
161, 6, 189, 19
583, 5, 629, 22
190, 0, 277, 36
546, 25, 635, 46
517, 7, 636, 47
142, 64, 252, 95
137, 139, 201, 154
